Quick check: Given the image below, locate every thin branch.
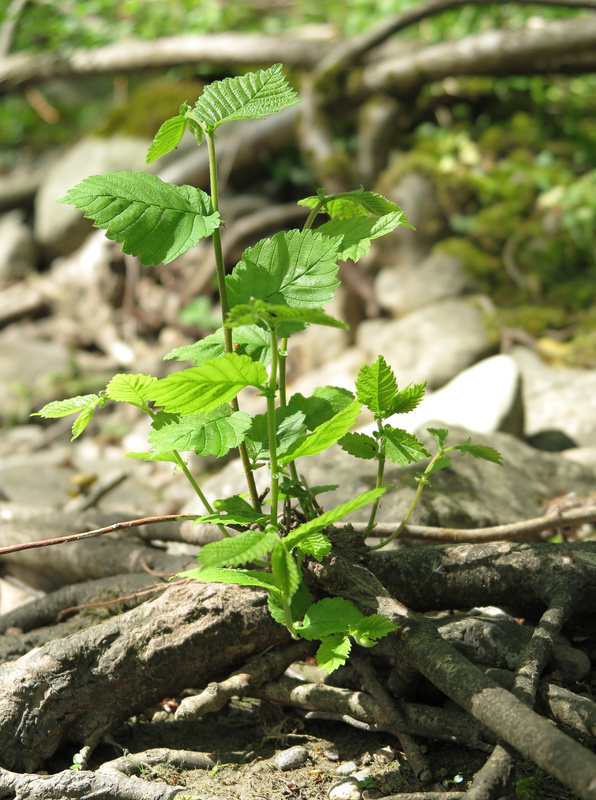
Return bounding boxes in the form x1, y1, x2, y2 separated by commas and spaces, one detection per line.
341, 504, 596, 543
0, 513, 200, 556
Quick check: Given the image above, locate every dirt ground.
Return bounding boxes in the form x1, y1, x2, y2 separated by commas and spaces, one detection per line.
56, 692, 577, 800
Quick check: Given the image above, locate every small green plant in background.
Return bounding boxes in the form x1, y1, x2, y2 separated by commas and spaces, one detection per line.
33, 65, 502, 672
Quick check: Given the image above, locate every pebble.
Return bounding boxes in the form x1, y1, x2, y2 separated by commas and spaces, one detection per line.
328, 777, 362, 800
323, 747, 340, 762
336, 761, 358, 776
274, 745, 308, 771
374, 746, 395, 764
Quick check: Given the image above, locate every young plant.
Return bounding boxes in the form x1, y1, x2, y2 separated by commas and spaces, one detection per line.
33, 64, 502, 673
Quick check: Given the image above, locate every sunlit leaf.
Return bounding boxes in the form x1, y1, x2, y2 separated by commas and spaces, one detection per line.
105, 373, 157, 409
356, 355, 398, 416
318, 211, 410, 262
456, 438, 504, 465
60, 172, 220, 265
198, 529, 279, 568
316, 634, 352, 674
149, 405, 251, 457
226, 229, 342, 310
295, 596, 363, 640
188, 63, 300, 130
148, 353, 268, 415
178, 566, 280, 594
350, 614, 398, 647
146, 105, 188, 164
383, 427, 431, 465
298, 188, 405, 219
164, 325, 271, 366
271, 542, 300, 601
338, 432, 378, 460
279, 401, 362, 466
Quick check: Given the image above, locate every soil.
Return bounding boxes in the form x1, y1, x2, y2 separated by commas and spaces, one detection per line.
59, 694, 573, 800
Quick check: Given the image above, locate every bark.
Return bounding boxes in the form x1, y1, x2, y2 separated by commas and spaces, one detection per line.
359, 14, 596, 96
0, 33, 330, 95
0, 580, 291, 772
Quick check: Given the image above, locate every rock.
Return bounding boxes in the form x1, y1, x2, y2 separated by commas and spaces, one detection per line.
328, 777, 362, 800
34, 135, 152, 259
0, 210, 38, 282
374, 252, 472, 316
356, 297, 492, 389
395, 354, 524, 438
274, 745, 309, 771
180, 425, 596, 537
384, 171, 445, 242
512, 345, 596, 447
336, 761, 358, 776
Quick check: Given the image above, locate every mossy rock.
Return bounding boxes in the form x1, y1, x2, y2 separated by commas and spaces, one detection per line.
94, 78, 204, 139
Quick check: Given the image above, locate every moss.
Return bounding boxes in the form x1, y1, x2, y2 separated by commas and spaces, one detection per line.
93, 78, 204, 139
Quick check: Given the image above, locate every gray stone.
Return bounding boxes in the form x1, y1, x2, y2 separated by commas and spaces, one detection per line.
356, 297, 492, 389
512, 345, 596, 447
328, 778, 362, 800
0, 210, 38, 282
180, 425, 596, 535
336, 761, 358, 776
275, 745, 308, 771
34, 135, 152, 258
374, 252, 472, 316
396, 354, 524, 438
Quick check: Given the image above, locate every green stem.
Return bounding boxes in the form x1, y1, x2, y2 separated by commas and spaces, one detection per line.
302, 200, 326, 231
145, 407, 230, 539
364, 420, 386, 538
369, 449, 445, 551
205, 127, 261, 513
267, 329, 280, 527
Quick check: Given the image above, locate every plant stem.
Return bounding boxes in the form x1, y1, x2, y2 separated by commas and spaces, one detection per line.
267, 329, 280, 527
364, 420, 385, 538
368, 450, 443, 550
302, 200, 326, 231
205, 127, 261, 513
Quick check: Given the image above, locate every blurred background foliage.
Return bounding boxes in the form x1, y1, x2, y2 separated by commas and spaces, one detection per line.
1, 0, 595, 360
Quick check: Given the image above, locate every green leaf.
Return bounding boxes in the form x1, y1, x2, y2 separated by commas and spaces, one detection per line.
388, 382, 427, 415
316, 635, 352, 674
188, 63, 300, 130
268, 581, 312, 626
146, 105, 188, 164
126, 451, 180, 464
288, 386, 355, 431
338, 432, 378, 460
193, 495, 269, 527
356, 355, 398, 416
295, 596, 363, 640
149, 405, 251, 458
298, 532, 332, 561
198, 529, 279, 568
271, 542, 300, 601
226, 229, 342, 311
279, 401, 362, 466
225, 300, 349, 333
105, 373, 157, 409
60, 172, 220, 265
383, 427, 431, 465
148, 353, 268, 415
350, 614, 398, 647
428, 427, 449, 449
245, 407, 307, 463
318, 211, 409, 263
284, 487, 385, 551
425, 455, 452, 476
164, 325, 271, 367
32, 394, 106, 440
179, 566, 280, 594
456, 438, 504, 466
298, 188, 405, 219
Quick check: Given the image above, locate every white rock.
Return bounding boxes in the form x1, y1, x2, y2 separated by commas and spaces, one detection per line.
336, 761, 358, 776
328, 777, 362, 800
0, 210, 37, 282
391, 354, 524, 437
512, 345, 596, 447
357, 297, 492, 389
374, 252, 471, 316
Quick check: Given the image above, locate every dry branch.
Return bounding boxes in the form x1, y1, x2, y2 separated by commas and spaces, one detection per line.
360, 14, 596, 95
0, 33, 330, 95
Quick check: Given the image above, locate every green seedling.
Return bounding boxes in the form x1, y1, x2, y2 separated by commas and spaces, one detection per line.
34, 64, 502, 672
